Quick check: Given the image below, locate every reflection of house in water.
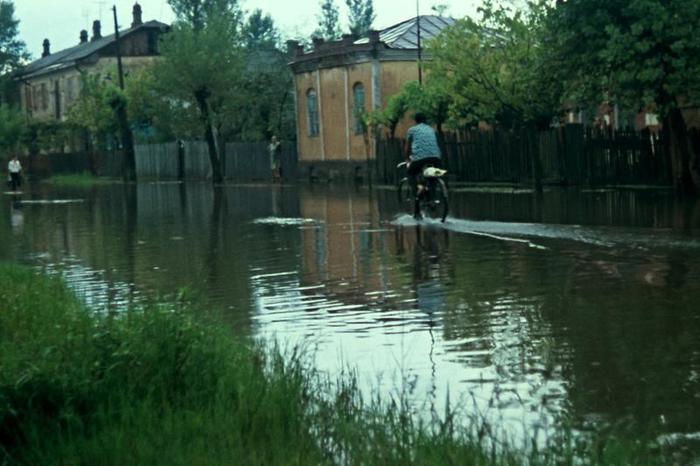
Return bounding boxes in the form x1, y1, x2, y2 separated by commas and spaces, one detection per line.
299, 189, 410, 311
297, 189, 455, 320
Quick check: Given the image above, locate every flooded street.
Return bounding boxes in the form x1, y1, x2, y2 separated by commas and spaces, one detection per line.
3, 183, 700, 451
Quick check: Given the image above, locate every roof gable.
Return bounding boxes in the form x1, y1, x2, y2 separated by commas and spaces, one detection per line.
18, 20, 168, 79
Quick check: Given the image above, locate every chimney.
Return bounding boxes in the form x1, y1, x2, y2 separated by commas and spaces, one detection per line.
132, 2, 143, 27
286, 40, 300, 56
79, 29, 88, 44
369, 30, 380, 44
342, 34, 356, 46
312, 37, 324, 51
92, 20, 102, 41
42, 39, 51, 57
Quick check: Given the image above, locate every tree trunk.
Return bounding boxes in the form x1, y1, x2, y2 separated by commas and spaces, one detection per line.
115, 105, 136, 182
664, 107, 697, 195
194, 88, 224, 184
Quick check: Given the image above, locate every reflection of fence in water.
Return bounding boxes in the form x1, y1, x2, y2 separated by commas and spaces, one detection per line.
375, 126, 672, 187
19, 141, 298, 181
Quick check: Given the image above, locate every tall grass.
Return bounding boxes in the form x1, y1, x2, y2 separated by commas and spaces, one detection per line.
0, 263, 662, 465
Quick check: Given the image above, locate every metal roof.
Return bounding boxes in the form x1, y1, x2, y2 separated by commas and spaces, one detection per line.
17, 20, 168, 79
355, 15, 455, 49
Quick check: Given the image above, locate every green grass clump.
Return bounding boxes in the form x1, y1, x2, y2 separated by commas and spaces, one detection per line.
42, 172, 119, 187
0, 263, 664, 465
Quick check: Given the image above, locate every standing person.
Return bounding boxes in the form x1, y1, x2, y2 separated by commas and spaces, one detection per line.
7, 155, 22, 192
404, 113, 442, 218
268, 135, 282, 182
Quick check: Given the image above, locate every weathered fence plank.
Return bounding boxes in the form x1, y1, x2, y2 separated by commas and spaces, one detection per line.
183, 141, 211, 180
135, 142, 180, 179
376, 126, 672, 187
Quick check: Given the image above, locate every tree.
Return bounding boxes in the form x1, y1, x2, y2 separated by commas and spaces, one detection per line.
547, 0, 700, 193
243, 9, 279, 49
315, 0, 341, 40
431, 4, 450, 16
66, 73, 119, 149
427, 0, 560, 130
346, 0, 375, 38
0, 103, 26, 154
158, 0, 245, 183
167, 0, 241, 31
0, 0, 29, 103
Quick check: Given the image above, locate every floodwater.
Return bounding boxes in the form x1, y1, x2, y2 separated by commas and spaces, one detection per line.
2, 182, 700, 454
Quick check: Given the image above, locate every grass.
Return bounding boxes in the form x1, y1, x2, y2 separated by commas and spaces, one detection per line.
41, 172, 120, 187
0, 263, 665, 465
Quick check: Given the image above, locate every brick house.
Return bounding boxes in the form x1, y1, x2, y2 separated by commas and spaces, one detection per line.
15, 3, 168, 122
287, 16, 455, 178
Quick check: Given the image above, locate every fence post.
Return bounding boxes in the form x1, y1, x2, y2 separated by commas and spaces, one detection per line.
530, 128, 543, 192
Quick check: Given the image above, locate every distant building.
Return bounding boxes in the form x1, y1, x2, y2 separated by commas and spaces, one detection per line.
287, 16, 455, 178
15, 2, 168, 121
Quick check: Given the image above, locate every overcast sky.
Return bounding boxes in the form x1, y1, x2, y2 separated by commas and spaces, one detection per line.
15, 0, 481, 59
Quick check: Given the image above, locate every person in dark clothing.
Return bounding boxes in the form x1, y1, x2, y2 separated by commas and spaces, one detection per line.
404, 113, 442, 218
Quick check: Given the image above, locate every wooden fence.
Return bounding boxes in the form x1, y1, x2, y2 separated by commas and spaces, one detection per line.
375, 125, 673, 187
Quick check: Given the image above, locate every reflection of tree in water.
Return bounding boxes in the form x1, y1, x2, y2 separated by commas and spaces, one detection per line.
545, 244, 700, 444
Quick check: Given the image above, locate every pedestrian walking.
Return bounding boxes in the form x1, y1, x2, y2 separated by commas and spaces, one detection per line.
7, 155, 22, 192
268, 136, 282, 182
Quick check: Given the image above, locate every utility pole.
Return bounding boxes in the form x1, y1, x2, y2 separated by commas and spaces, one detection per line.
111, 5, 136, 182
416, 0, 422, 85
112, 5, 125, 90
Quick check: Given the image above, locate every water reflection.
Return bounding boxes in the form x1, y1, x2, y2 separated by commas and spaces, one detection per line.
2, 183, 700, 452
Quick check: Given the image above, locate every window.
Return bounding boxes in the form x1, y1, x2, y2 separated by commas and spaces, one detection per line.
352, 83, 365, 134
306, 89, 319, 137
24, 86, 33, 112
40, 83, 48, 111
148, 31, 158, 54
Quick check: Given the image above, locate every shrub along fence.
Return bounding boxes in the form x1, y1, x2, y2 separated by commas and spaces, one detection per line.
375, 125, 673, 187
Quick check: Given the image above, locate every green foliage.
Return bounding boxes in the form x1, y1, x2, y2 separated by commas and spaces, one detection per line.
231, 51, 296, 141
0, 0, 28, 75
65, 73, 119, 143
124, 67, 199, 142
132, 11, 294, 143
378, 80, 451, 137
428, 0, 561, 129
0, 103, 26, 153
149, 19, 245, 142
548, 0, 700, 115
243, 9, 279, 49
0, 0, 29, 103
167, 0, 242, 31
315, 0, 341, 40
431, 4, 450, 16
19, 120, 82, 154
346, 0, 375, 38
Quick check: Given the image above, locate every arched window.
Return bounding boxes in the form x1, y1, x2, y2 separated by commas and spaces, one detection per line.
306, 89, 319, 137
352, 83, 365, 135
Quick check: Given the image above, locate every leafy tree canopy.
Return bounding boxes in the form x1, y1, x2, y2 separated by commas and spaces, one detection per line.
66, 73, 119, 140
548, 0, 700, 115
243, 9, 279, 49
0, 0, 27, 74
428, 0, 560, 129
167, 0, 242, 32
346, 0, 375, 38
315, 0, 341, 40
0, 103, 25, 152
0, 0, 29, 103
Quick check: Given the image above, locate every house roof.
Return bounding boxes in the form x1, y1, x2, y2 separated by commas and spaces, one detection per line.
355, 15, 456, 49
17, 20, 168, 80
